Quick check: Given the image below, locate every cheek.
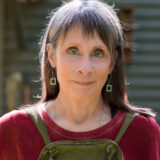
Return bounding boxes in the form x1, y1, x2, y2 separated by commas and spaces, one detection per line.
95, 62, 111, 86
60, 56, 75, 72
56, 55, 74, 82
96, 62, 110, 76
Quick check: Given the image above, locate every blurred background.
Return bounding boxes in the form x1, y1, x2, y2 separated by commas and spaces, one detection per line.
0, 0, 160, 124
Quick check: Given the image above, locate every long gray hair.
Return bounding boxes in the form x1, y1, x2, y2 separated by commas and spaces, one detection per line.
19, 0, 156, 117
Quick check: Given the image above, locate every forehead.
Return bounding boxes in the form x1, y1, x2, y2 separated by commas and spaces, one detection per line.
57, 25, 107, 49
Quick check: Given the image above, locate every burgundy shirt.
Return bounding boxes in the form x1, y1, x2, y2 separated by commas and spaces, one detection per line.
0, 102, 160, 160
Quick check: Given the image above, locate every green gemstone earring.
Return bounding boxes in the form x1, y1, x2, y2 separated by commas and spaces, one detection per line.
106, 84, 112, 92
50, 68, 56, 86
106, 74, 112, 92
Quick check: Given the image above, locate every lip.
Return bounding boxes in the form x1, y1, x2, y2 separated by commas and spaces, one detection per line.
72, 81, 95, 86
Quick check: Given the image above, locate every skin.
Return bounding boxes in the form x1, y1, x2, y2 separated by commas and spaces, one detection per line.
46, 25, 116, 131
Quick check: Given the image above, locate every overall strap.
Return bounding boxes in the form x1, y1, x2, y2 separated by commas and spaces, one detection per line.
114, 111, 136, 144
25, 107, 51, 145
25, 107, 136, 146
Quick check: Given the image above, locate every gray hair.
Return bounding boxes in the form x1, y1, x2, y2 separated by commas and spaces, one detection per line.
36, 0, 156, 117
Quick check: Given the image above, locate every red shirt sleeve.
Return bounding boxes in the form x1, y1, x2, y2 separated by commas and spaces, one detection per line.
144, 116, 160, 160
0, 110, 18, 160
0, 109, 45, 160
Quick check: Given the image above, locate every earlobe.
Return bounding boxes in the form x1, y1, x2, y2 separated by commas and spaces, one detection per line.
46, 43, 53, 59
46, 43, 56, 68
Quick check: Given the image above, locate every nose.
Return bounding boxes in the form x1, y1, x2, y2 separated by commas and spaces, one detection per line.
77, 56, 93, 76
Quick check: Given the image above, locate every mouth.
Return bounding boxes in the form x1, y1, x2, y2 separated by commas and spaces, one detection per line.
72, 81, 95, 86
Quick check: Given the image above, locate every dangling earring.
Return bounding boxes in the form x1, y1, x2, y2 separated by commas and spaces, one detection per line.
106, 74, 112, 92
50, 68, 56, 85
48, 42, 56, 85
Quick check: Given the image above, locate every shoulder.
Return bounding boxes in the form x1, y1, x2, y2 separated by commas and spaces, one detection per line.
0, 109, 31, 156
119, 110, 160, 140
0, 109, 27, 122
0, 109, 29, 132
129, 112, 160, 140
134, 113, 160, 132
0, 106, 45, 159
0, 107, 39, 133
0, 103, 46, 130
120, 111, 160, 149
0, 109, 28, 124
132, 113, 160, 157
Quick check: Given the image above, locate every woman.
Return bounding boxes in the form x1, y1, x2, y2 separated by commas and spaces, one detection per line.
0, 0, 160, 159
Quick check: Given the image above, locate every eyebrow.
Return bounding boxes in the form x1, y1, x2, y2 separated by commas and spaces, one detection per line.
64, 43, 108, 51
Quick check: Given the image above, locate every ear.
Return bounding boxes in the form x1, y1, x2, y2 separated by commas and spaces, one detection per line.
108, 51, 118, 74
46, 43, 57, 68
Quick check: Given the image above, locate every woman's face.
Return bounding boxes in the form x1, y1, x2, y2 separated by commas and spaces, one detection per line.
47, 26, 114, 99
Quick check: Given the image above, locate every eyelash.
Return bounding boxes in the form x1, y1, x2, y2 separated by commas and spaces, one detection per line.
67, 47, 105, 58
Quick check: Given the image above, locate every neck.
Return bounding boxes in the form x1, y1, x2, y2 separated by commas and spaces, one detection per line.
52, 90, 110, 125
